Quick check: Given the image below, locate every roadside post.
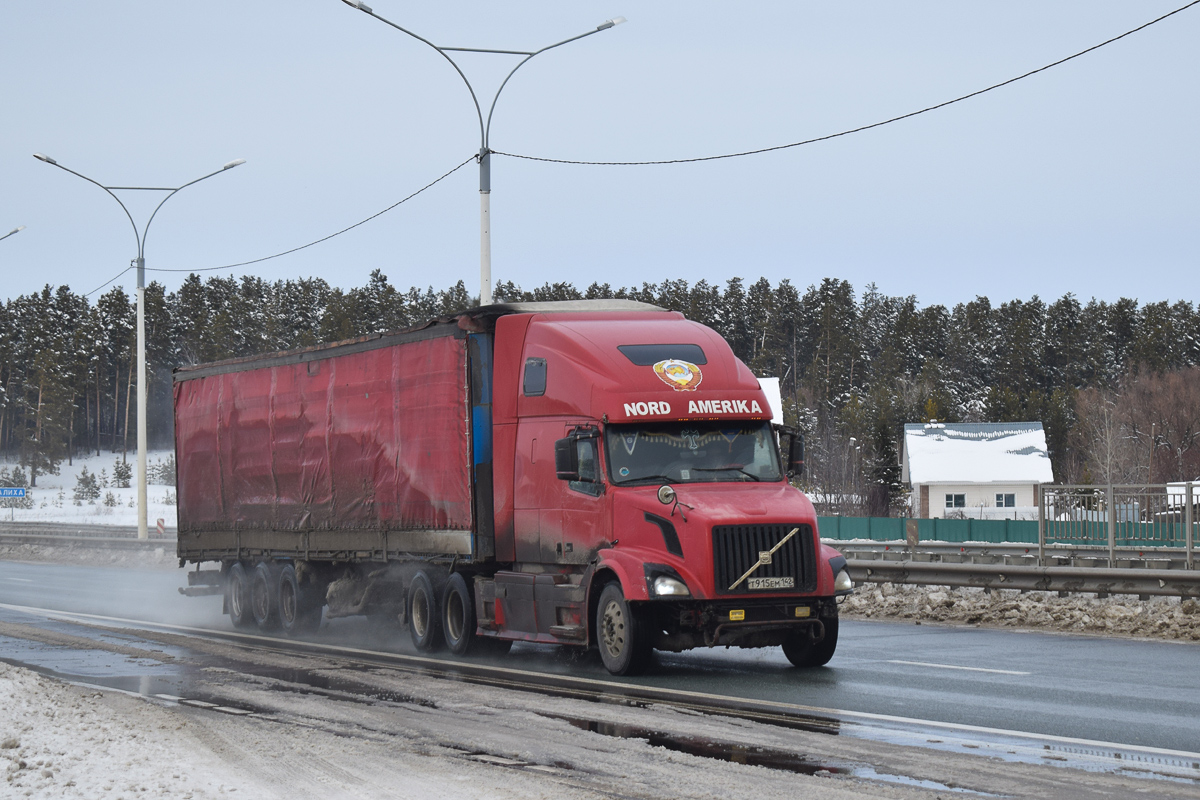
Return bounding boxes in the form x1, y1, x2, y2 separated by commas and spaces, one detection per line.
32, 153, 245, 541
1187, 482, 1194, 570
338, 1, 625, 305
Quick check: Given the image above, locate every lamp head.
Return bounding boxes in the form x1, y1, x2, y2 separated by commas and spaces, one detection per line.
341, 0, 372, 11
597, 16, 627, 30
222, 158, 247, 170
33, 153, 57, 165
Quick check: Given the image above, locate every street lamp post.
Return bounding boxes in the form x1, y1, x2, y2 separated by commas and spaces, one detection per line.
340, 1, 625, 305
32, 153, 245, 540
0, 226, 25, 243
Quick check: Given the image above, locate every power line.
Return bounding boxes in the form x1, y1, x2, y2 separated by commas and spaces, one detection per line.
83, 155, 477, 297
495, 0, 1200, 167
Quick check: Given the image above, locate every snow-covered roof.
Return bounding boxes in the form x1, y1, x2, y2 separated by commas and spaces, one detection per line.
903, 422, 1054, 485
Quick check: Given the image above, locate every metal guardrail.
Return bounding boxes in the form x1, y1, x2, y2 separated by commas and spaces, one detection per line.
829, 540, 1191, 569
845, 559, 1200, 599
0, 521, 176, 538
829, 540, 1199, 598
0, 521, 175, 550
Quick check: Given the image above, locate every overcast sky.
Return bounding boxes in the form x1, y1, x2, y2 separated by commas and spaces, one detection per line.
2, 1, 1196, 309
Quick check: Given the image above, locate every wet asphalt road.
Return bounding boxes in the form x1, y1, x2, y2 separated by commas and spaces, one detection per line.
1, 559, 1197, 754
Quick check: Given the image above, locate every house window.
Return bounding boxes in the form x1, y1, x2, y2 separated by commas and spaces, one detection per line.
996, 493, 1015, 508
945, 494, 965, 509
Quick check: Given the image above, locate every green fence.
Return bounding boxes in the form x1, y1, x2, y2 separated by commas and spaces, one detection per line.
817, 516, 1038, 544
817, 516, 1190, 547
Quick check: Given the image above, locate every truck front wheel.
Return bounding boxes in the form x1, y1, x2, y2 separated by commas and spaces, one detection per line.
782, 616, 839, 668
595, 583, 652, 676
408, 570, 443, 652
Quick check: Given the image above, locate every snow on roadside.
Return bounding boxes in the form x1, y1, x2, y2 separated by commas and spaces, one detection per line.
0, 450, 177, 528
843, 582, 1200, 641
0, 662, 266, 799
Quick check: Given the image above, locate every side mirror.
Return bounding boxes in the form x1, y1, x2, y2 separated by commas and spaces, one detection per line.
554, 437, 579, 481
775, 425, 804, 478
788, 435, 805, 477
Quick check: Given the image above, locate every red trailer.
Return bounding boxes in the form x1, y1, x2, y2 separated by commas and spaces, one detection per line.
175, 300, 851, 674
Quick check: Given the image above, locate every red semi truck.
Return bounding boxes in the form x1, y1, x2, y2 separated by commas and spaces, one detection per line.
174, 300, 851, 674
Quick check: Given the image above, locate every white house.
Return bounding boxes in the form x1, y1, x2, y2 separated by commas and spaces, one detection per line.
901, 422, 1054, 519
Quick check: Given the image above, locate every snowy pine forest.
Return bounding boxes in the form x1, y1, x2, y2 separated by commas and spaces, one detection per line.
2, 269, 1197, 516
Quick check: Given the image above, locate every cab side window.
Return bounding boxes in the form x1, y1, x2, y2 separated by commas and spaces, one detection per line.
523, 358, 546, 397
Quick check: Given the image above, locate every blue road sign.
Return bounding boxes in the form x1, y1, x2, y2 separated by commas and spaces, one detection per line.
0, 488, 26, 498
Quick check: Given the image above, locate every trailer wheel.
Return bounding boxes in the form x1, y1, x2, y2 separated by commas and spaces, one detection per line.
782, 616, 839, 668
595, 583, 652, 676
278, 564, 322, 636
227, 562, 253, 629
408, 570, 442, 652
441, 573, 476, 655
251, 562, 281, 631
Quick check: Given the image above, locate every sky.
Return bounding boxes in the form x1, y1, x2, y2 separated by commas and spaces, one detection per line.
1, 1, 1197, 310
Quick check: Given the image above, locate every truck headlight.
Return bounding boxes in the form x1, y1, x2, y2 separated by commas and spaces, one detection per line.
652, 575, 690, 597
834, 569, 853, 593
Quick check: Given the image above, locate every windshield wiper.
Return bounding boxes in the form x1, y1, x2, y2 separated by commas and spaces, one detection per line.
689, 466, 761, 482
621, 475, 675, 485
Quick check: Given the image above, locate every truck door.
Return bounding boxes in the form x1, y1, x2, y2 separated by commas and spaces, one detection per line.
555, 426, 610, 565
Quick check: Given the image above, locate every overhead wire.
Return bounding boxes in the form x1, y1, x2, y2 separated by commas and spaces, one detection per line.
77, 1, 1200, 296
494, 0, 1200, 167
82, 155, 477, 297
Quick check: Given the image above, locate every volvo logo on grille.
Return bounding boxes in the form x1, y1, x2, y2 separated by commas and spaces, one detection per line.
727, 527, 799, 591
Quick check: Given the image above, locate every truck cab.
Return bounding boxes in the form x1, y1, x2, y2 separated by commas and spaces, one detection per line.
473, 303, 851, 673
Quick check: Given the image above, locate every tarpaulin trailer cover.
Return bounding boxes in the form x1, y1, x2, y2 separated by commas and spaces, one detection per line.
173, 324, 476, 561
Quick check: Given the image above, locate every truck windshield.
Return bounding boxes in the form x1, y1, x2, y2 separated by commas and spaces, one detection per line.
605, 422, 783, 485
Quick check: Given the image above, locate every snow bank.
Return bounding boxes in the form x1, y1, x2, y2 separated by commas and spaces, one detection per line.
0, 450, 178, 528
0, 663, 264, 798
843, 583, 1200, 641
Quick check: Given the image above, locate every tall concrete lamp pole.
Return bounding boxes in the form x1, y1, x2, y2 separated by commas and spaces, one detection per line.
32, 153, 245, 540
339, 1, 625, 306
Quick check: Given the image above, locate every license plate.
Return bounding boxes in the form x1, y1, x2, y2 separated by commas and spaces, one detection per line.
747, 576, 794, 590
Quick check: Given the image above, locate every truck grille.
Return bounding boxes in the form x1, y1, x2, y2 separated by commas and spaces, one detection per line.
712, 523, 816, 595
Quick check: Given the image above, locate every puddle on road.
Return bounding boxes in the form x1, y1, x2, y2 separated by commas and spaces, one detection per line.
250, 664, 439, 709
542, 713, 990, 794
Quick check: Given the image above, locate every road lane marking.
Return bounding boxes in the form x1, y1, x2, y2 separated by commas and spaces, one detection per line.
887, 659, 1030, 676
4, 577, 33, 583
2, 601, 1196, 763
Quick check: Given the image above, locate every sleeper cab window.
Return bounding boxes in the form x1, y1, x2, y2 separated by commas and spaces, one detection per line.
523, 357, 547, 397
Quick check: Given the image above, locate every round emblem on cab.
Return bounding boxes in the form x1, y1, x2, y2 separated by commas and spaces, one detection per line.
652, 359, 703, 392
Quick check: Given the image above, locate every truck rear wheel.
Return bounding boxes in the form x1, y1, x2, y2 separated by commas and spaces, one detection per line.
278, 563, 322, 636
595, 583, 652, 676
251, 562, 281, 631
227, 562, 253, 629
782, 616, 839, 668
408, 570, 442, 652
442, 573, 475, 655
